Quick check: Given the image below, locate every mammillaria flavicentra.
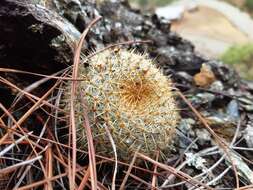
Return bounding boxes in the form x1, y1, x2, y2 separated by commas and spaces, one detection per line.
63, 49, 179, 160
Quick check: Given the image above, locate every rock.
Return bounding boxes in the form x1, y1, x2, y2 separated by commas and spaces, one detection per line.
244, 125, 253, 148
226, 100, 240, 119
193, 63, 216, 87
156, 5, 185, 21
196, 128, 211, 146
210, 80, 224, 91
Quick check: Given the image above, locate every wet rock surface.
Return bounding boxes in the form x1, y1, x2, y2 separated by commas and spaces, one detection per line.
1, 0, 253, 189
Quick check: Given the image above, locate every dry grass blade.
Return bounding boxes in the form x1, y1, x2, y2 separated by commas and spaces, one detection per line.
69, 16, 102, 189
177, 90, 240, 188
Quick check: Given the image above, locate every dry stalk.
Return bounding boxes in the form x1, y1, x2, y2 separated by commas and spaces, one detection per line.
69, 16, 102, 190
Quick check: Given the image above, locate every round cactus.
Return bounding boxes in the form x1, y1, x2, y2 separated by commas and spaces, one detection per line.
63, 49, 179, 160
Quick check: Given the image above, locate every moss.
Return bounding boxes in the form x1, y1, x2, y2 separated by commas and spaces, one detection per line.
245, 0, 253, 11
220, 43, 253, 79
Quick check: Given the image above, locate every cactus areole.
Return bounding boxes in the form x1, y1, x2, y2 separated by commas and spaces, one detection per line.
63, 49, 179, 160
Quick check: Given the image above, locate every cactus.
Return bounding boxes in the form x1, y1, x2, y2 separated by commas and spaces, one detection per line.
63, 49, 179, 160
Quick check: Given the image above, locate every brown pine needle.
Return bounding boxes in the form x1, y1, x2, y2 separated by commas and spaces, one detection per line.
80, 92, 98, 190
69, 16, 102, 190
0, 67, 84, 81
45, 145, 53, 190
151, 151, 159, 190
77, 167, 90, 190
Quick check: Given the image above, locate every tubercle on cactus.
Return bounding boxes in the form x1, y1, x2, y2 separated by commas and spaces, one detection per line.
62, 49, 180, 161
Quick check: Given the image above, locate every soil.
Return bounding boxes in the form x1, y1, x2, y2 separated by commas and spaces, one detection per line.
171, 6, 250, 58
